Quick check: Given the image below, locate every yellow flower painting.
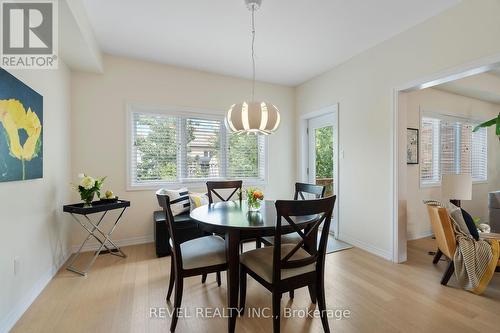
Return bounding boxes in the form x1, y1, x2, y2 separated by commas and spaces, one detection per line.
0, 69, 43, 182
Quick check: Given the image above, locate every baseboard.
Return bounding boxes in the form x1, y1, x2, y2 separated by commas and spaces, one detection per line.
407, 230, 434, 241
398, 253, 408, 263
0, 250, 72, 333
339, 233, 392, 261
71, 234, 154, 253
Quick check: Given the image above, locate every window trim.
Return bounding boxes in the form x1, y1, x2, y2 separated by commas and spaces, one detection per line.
126, 103, 269, 191
418, 109, 488, 188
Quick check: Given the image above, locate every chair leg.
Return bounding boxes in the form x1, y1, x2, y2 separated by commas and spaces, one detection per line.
256, 238, 262, 248
432, 249, 443, 264
441, 260, 455, 286
240, 243, 244, 253
239, 266, 247, 315
289, 290, 294, 299
170, 276, 184, 332
308, 284, 317, 304
166, 259, 175, 301
316, 279, 330, 333
272, 292, 281, 333
216, 271, 221, 287
201, 273, 207, 284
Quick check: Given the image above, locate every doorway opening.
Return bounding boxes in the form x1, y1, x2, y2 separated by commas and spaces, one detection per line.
393, 56, 500, 263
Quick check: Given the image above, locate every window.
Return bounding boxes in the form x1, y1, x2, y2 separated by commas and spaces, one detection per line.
420, 118, 440, 184
128, 107, 266, 188
420, 113, 487, 186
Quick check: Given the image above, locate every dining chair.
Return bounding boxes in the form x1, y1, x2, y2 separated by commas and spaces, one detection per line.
206, 180, 261, 250
260, 182, 326, 300
261, 182, 326, 247
425, 203, 500, 285
239, 196, 336, 333
294, 182, 327, 200
206, 180, 243, 204
156, 190, 228, 332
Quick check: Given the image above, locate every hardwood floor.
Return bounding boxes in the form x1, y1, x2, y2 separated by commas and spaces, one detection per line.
12, 237, 500, 333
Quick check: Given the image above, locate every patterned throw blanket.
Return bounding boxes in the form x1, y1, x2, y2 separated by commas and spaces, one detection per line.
424, 200, 499, 294
452, 222, 499, 294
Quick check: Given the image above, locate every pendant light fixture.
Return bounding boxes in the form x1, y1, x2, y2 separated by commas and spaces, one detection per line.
225, 0, 281, 135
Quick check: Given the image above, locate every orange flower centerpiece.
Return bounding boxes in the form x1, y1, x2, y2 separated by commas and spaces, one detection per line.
247, 187, 264, 211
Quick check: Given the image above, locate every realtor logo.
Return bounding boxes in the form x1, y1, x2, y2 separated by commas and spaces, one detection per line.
1, 0, 58, 69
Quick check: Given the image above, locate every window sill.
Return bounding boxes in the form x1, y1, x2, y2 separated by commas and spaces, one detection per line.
127, 179, 267, 192
419, 180, 488, 189
420, 183, 440, 189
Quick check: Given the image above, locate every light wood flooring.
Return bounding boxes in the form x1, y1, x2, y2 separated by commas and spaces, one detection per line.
12, 238, 500, 333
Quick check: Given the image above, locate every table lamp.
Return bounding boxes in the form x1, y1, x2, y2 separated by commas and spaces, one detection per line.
441, 174, 472, 207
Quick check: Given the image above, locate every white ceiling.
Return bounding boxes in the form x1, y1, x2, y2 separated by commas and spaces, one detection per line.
434, 70, 500, 105
81, 0, 459, 86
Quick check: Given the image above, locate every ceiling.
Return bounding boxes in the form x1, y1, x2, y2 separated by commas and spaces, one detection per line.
81, 0, 459, 86
434, 70, 500, 105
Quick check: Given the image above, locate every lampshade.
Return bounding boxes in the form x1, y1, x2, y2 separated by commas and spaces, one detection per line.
225, 102, 281, 135
441, 174, 472, 201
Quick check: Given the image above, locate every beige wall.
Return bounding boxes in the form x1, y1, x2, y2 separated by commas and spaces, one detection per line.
295, 0, 500, 259
0, 64, 71, 331
405, 88, 500, 240
70, 54, 296, 247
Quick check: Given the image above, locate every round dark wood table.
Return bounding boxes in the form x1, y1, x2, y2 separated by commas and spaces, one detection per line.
190, 200, 318, 333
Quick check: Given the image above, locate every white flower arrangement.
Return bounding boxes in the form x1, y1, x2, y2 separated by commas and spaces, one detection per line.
74, 173, 106, 207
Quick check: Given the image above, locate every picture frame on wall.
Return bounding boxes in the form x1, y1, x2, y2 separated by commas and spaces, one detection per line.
407, 128, 419, 164
0, 68, 43, 182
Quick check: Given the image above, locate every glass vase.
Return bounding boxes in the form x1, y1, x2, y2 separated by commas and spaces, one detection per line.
81, 192, 95, 208
248, 199, 261, 211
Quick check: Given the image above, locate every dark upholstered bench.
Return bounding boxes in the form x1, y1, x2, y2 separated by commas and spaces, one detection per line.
153, 210, 206, 257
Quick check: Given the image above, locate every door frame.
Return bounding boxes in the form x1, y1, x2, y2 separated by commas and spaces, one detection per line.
299, 104, 339, 237
391, 53, 500, 263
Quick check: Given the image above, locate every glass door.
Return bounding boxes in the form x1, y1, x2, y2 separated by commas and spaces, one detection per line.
308, 112, 337, 235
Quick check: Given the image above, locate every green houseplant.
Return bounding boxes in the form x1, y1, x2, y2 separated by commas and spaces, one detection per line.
473, 112, 500, 141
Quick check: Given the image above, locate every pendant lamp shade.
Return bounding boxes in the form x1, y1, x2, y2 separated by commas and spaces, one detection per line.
226, 102, 280, 135
225, 0, 281, 135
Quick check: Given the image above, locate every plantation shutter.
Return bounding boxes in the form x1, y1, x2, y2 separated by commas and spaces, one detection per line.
420, 113, 488, 186
471, 127, 487, 181
420, 117, 440, 185
130, 112, 179, 185
440, 120, 459, 176
458, 123, 472, 175
183, 117, 222, 180
226, 134, 266, 180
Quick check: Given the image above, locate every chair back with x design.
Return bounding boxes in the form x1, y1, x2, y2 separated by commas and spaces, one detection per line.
206, 180, 243, 204
273, 196, 335, 283
294, 182, 326, 200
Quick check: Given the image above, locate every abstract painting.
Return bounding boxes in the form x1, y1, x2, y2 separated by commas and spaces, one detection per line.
0, 68, 43, 182
407, 128, 418, 165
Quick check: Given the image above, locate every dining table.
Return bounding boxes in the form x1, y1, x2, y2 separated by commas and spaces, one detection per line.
190, 199, 319, 333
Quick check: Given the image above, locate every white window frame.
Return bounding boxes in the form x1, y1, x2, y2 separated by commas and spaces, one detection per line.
126, 104, 268, 190
419, 110, 488, 188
